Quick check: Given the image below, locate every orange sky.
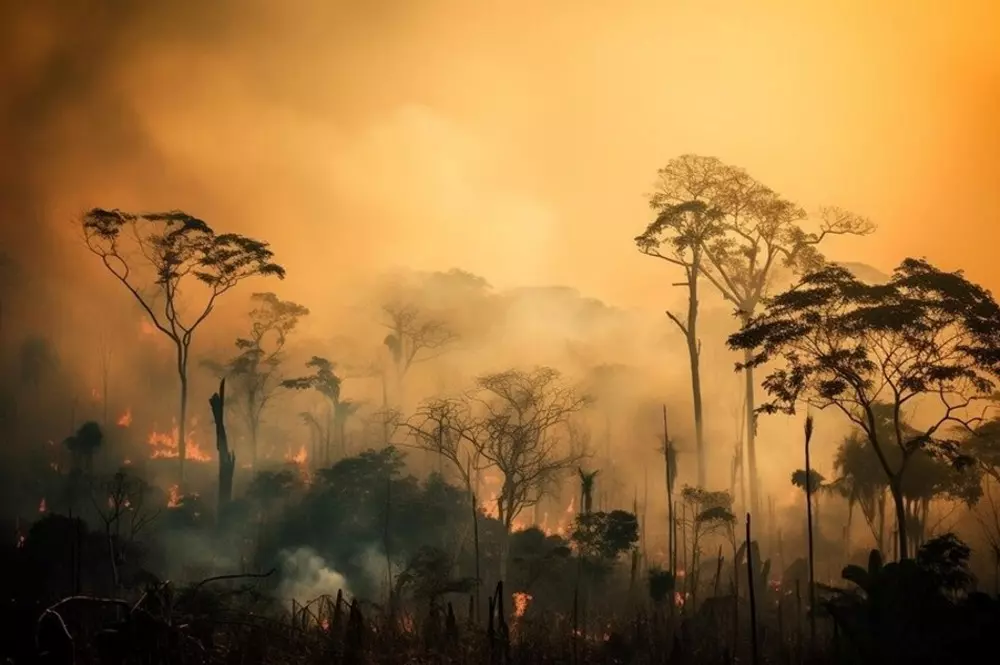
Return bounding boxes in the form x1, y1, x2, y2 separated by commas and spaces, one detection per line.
3, 0, 999, 316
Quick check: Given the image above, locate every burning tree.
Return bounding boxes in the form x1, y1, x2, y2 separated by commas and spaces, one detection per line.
472, 368, 589, 533
205, 292, 309, 468
82, 209, 284, 484
729, 259, 1000, 559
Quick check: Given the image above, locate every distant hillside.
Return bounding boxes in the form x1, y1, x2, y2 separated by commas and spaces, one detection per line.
836, 261, 890, 284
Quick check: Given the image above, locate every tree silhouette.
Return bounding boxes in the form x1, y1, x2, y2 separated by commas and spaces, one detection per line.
64, 420, 103, 473
82, 209, 284, 484
729, 259, 1000, 559
282, 356, 345, 464
381, 301, 458, 408
577, 468, 599, 515
636, 172, 725, 486
658, 155, 875, 522
473, 367, 589, 534
206, 292, 309, 468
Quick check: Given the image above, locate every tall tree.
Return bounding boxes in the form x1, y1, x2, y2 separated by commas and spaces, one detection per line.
82, 209, 284, 484
729, 259, 1000, 559
206, 292, 309, 468
381, 301, 458, 409
283, 356, 347, 464
636, 168, 724, 486
662, 156, 875, 519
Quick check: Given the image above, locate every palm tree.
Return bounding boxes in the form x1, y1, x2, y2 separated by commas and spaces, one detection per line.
578, 468, 599, 516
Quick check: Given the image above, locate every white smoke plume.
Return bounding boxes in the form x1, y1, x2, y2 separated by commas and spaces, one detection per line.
277, 547, 351, 607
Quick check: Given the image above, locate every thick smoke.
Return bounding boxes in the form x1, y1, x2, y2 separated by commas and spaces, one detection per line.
277, 547, 351, 606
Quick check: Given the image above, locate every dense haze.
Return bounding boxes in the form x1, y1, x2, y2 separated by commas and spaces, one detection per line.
1, 0, 999, 529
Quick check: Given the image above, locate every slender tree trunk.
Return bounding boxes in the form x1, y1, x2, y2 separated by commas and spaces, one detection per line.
249, 419, 259, 469
178, 363, 189, 487
662, 406, 676, 576
889, 478, 909, 560
669, 261, 706, 487
743, 345, 760, 523
804, 419, 817, 648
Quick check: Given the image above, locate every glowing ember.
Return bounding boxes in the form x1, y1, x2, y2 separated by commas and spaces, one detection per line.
117, 409, 133, 427
513, 591, 532, 619
38, 498, 47, 513
285, 444, 307, 465
166, 484, 181, 508
148, 419, 211, 462
140, 320, 156, 336
320, 618, 330, 631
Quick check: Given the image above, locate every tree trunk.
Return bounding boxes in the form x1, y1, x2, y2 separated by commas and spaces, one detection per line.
743, 346, 760, 522
211, 379, 235, 529
671, 261, 706, 488
249, 419, 259, 469
178, 369, 189, 487
889, 478, 909, 560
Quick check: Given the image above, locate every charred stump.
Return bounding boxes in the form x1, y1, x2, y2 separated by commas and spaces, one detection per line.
209, 379, 235, 528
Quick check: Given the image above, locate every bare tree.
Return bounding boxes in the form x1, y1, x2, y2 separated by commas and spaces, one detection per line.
91, 470, 160, 588
205, 292, 309, 468
662, 155, 874, 518
403, 397, 486, 496
382, 301, 458, 408
472, 367, 589, 532
82, 209, 284, 484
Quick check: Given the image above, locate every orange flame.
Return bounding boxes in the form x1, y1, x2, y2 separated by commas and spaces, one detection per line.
38, 498, 47, 513
166, 484, 181, 508
148, 419, 211, 462
285, 444, 307, 466
117, 409, 133, 427
513, 591, 532, 619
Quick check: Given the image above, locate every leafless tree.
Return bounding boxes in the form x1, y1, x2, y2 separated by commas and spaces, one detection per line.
402, 398, 486, 496
82, 209, 284, 484
471, 367, 590, 532
91, 470, 160, 588
382, 301, 458, 407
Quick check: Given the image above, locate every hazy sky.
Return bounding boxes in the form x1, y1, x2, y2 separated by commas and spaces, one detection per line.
2, 0, 998, 318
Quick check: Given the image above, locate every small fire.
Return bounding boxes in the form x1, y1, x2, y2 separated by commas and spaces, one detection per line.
117, 409, 133, 427
38, 498, 47, 513
148, 419, 211, 462
285, 444, 307, 465
320, 618, 330, 631
513, 591, 532, 619
166, 484, 181, 508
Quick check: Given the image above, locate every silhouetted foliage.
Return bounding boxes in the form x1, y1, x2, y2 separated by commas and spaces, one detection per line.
730, 258, 1000, 558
